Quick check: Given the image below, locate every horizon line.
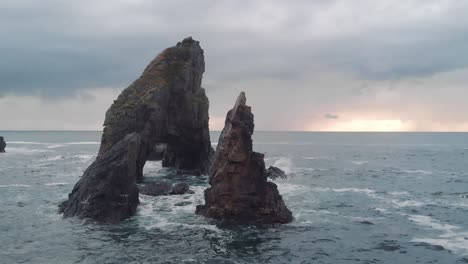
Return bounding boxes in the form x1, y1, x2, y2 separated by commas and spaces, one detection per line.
1, 130, 468, 133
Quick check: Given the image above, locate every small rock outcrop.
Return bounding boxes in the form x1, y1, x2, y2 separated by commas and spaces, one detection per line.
0, 137, 5, 153
139, 181, 194, 196
196, 92, 293, 224
61, 37, 213, 223
60, 133, 142, 223
266, 166, 287, 180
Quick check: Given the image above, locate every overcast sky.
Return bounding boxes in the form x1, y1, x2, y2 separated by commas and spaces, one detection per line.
1, 0, 468, 131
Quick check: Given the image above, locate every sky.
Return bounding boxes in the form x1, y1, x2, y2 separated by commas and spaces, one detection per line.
1, 0, 468, 131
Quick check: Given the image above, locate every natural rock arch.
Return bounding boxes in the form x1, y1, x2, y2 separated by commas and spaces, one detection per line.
60, 37, 213, 223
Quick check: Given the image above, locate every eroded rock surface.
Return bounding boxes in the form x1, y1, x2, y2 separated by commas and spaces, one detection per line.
61, 37, 213, 223
0, 137, 5, 153
60, 133, 142, 223
100, 36, 213, 181
196, 92, 293, 224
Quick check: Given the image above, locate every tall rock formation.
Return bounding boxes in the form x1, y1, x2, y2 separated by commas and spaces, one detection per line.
196, 92, 293, 224
99, 36, 213, 179
0, 137, 5, 153
61, 37, 213, 223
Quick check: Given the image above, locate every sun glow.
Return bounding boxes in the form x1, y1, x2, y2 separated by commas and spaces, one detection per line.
321, 119, 411, 132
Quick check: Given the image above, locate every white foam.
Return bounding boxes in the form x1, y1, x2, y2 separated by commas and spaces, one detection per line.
402, 169, 433, 175
8, 141, 47, 145
375, 207, 389, 213
0, 184, 31, 188
47, 144, 66, 149
409, 215, 458, 231
333, 188, 376, 195
351, 160, 368, 165
6, 147, 51, 154
389, 191, 409, 196
277, 183, 307, 194
392, 200, 424, 207
66, 142, 100, 145
302, 156, 335, 160
73, 154, 96, 161
409, 214, 468, 256
310, 187, 377, 197
41, 155, 64, 161
143, 161, 162, 170
272, 157, 293, 174
44, 182, 70, 186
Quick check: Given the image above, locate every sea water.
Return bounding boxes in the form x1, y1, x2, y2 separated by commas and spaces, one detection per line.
0, 131, 467, 264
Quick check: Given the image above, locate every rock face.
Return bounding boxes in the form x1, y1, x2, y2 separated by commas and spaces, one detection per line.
196, 92, 293, 224
61, 37, 213, 223
99, 36, 213, 181
0, 137, 5, 153
60, 133, 142, 223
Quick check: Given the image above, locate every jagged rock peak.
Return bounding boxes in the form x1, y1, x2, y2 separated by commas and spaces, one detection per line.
196, 92, 293, 224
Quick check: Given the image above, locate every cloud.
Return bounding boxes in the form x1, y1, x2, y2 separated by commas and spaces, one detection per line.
2, 0, 468, 97
324, 113, 339, 119
1, 0, 468, 130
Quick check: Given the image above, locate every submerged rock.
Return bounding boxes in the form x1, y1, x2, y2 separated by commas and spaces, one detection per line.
196, 92, 293, 224
59, 133, 142, 223
139, 181, 193, 196
61, 37, 213, 223
0, 136, 5, 153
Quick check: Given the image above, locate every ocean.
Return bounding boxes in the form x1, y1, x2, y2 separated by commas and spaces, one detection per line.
0, 131, 467, 264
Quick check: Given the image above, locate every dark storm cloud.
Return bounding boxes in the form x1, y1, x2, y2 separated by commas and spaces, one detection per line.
1, 0, 468, 97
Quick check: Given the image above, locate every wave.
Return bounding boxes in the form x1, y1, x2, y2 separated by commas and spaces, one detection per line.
272, 157, 293, 175
41, 155, 64, 161
311, 187, 376, 196
44, 182, 70, 186
73, 154, 96, 161
388, 191, 410, 196
392, 200, 424, 207
0, 184, 31, 188
66, 142, 100, 145
351, 160, 368, 165
302, 156, 336, 160
6, 147, 51, 154
8, 141, 48, 145
402, 169, 433, 175
46, 144, 67, 149
409, 214, 468, 256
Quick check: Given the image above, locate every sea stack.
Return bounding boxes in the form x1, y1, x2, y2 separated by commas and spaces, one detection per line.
196, 92, 293, 224
61, 37, 213, 223
0, 137, 5, 153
